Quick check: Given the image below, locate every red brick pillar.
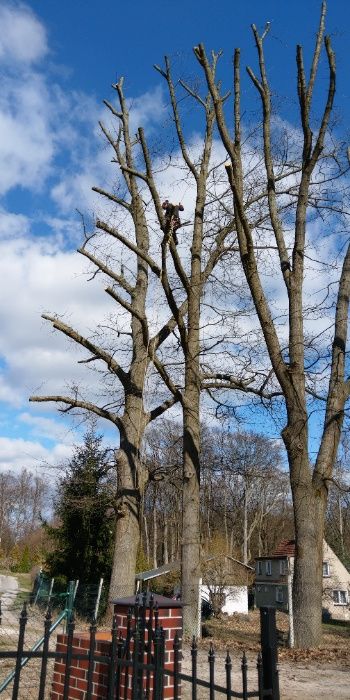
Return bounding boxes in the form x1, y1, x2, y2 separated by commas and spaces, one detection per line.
50, 632, 112, 700
50, 593, 182, 700
113, 593, 182, 699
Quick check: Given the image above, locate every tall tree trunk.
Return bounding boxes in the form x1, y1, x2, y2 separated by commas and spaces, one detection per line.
338, 493, 345, 558
181, 356, 201, 635
153, 500, 158, 569
181, 391, 201, 636
224, 490, 229, 553
144, 514, 150, 564
284, 410, 327, 647
292, 478, 326, 647
243, 486, 248, 565
163, 517, 169, 564
109, 399, 147, 601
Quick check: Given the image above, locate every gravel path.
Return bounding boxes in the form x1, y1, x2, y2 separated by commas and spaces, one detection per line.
0, 575, 19, 629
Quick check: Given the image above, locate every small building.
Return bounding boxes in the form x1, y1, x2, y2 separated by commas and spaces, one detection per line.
135, 554, 254, 616
201, 554, 254, 615
255, 539, 350, 622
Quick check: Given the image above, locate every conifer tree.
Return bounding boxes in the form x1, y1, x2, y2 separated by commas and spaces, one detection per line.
45, 431, 115, 585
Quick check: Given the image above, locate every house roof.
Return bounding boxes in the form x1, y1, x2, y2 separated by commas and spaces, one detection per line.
205, 555, 254, 571
272, 539, 296, 557
112, 593, 182, 608
255, 539, 296, 560
135, 554, 254, 582
135, 561, 180, 581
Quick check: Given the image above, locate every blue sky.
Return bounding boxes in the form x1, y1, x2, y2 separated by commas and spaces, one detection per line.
0, 0, 349, 474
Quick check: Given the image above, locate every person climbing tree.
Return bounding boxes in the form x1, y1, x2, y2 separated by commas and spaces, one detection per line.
162, 200, 184, 244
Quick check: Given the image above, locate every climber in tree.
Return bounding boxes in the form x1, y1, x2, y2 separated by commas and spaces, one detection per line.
162, 200, 184, 244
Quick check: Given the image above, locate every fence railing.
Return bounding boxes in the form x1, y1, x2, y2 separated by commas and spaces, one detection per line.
0, 598, 280, 700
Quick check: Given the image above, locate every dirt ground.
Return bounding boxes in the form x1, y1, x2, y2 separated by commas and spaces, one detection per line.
181, 610, 350, 699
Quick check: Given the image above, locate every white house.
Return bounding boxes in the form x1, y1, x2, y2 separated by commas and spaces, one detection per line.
255, 539, 350, 622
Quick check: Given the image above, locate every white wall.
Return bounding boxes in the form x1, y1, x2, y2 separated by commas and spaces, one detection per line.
201, 585, 248, 615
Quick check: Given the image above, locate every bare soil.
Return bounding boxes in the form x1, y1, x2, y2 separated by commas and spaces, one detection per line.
182, 610, 350, 699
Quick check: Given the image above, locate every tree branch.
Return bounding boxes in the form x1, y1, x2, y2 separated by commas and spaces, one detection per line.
148, 395, 179, 422
78, 246, 134, 295
155, 57, 198, 180
41, 314, 129, 387
96, 219, 161, 278
29, 395, 121, 426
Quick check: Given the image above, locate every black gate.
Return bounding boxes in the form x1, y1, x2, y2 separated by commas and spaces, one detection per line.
0, 598, 279, 699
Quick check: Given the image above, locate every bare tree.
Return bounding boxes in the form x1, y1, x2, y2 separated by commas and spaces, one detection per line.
194, 2, 350, 646
30, 79, 181, 601
0, 469, 48, 555
29, 65, 239, 618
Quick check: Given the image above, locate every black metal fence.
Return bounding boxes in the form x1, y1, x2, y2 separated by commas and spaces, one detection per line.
0, 598, 280, 700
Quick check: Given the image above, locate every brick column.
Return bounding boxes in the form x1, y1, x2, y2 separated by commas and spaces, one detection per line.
113, 593, 182, 699
50, 632, 111, 700
50, 593, 182, 700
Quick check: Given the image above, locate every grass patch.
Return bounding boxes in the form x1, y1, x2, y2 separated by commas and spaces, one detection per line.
15, 573, 31, 591
322, 620, 350, 638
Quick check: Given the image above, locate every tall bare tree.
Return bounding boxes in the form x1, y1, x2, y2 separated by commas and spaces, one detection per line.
30, 78, 181, 601
195, 1, 350, 646
29, 67, 240, 618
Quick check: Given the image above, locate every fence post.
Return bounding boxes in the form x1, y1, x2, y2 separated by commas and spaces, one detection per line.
38, 605, 52, 700
64, 581, 75, 633
12, 602, 28, 700
260, 607, 280, 700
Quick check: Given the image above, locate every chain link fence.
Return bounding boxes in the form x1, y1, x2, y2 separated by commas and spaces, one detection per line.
0, 575, 108, 698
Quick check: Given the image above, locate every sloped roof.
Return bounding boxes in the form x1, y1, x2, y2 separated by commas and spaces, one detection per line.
135, 554, 254, 582
135, 561, 180, 581
272, 539, 296, 557
205, 554, 254, 571
255, 539, 296, 560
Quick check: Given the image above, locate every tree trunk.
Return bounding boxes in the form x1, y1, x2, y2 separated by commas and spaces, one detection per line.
284, 410, 327, 648
292, 478, 326, 647
181, 371, 201, 636
338, 493, 345, 558
144, 514, 150, 564
224, 490, 229, 553
243, 486, 248, 565
163, 517, 168, 564
108, 403, 147, 602
153, 501, 158, 569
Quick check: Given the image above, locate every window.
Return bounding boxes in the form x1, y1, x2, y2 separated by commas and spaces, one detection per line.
333, 590, 348, 605
257, 561, 263, 575
265, 560, 272, 576
276, 586, 284, 603
279, 560, 287, 575
322, 561, 330, 577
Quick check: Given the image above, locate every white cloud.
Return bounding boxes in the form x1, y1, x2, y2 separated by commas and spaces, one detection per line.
0, 232, 120, 407
0, 436, 72, 474
0, 74, 55, 194
18, 412, 77, 442
0, 207, 30, 239
0, 3, 48, 66
126, 85, 166, 134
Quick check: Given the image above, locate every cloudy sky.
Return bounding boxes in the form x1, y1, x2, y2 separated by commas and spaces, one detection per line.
1, 0, 350, 474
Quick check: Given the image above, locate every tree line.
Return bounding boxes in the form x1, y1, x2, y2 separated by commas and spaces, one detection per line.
39, 420, 350, 585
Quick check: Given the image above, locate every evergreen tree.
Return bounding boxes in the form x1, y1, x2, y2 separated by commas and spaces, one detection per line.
45, 431, 116, 585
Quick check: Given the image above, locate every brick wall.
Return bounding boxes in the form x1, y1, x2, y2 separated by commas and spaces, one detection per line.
50, 632, 112, 700
50, 595, 182, 699
115, 602, 182, 699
